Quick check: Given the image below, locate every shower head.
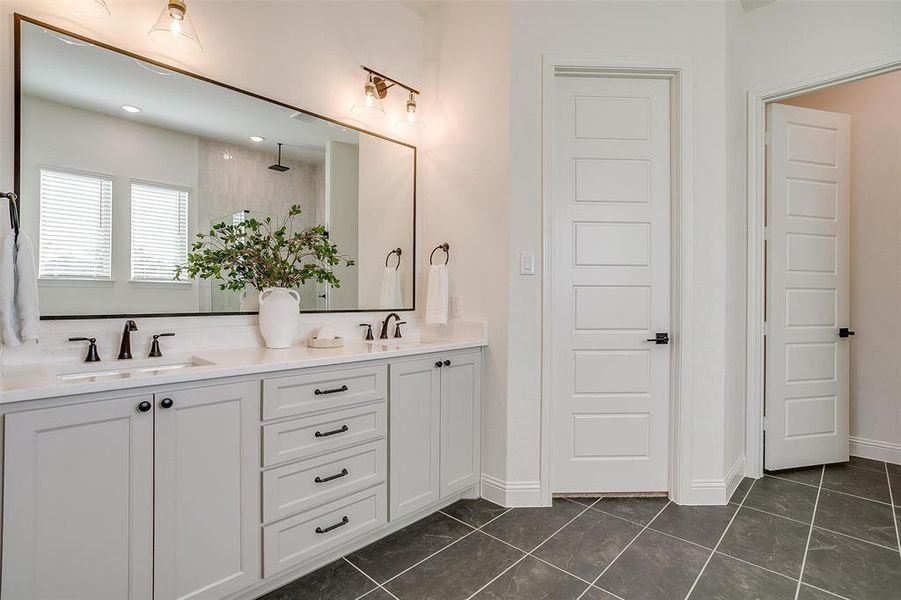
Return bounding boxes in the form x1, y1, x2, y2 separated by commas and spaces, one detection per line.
268, 143, 290, 172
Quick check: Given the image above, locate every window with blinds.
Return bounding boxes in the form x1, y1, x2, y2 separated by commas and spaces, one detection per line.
130, 182, 189, 282
38, 169, 113, 279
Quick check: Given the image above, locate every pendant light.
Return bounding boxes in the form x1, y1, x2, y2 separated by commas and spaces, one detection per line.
352, 73, 387, 117
148, 0, 202, 53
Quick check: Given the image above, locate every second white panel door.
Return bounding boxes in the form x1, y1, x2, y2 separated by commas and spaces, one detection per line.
551, 74, 671, 493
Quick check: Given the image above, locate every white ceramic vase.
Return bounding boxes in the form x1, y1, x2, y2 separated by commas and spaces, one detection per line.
258, 287, 300, 349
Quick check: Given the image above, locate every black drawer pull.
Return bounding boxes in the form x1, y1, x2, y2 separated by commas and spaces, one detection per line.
315, 468, 349, 484
316, 516, 349, 534
315, 424, 349, 438
314, 385, 348, 396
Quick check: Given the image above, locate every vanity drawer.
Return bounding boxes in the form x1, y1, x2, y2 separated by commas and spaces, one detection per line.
262, 440, 386, 523
262, 402, 386, 466
262, 484, 386, 577
262, 364, 387, 421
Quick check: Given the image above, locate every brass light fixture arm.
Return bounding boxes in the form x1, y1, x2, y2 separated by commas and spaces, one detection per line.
361, 65, 420, 97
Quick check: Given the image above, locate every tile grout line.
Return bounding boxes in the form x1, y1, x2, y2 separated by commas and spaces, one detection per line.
793, 465, 826, 600
461, 500, 601, 600
886, 463, 901, 558
682, 477, 757, 599
765, 473, 895, 508
344, 557, 401, 600
575, 499, 673, 600
361, 507, 514, 591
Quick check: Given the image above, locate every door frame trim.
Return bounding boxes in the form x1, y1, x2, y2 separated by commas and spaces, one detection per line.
745, 57, 901, 478
539, 55, 694, 505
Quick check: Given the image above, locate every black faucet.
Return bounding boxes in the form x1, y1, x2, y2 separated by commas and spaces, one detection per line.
378, 313, 402, 340
118, 320, 138, 359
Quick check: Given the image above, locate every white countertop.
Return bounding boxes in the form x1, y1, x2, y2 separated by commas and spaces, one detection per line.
0, 337, 486, 404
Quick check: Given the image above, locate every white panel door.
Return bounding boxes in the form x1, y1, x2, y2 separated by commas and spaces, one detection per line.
154, 381, 261, 600
389, 357, 441, 520
766, 103, 850, 470
551, 75, 671, 493
439, 351, 481, 497
2, 395, 154, 600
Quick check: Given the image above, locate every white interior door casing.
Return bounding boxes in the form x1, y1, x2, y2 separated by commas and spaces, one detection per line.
766, 103, 850, 471
551, 75, 672, 493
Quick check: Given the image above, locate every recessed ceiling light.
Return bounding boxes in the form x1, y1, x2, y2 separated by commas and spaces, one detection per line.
122, 105, 142, 113
250, 136, 265, 143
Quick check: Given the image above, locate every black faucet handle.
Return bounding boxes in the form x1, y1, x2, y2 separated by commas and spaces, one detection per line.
148, 333, 175, 358
69, 337, 101, 362
394, 322, 407, 338
358, 323, 374, 341
125, 320, 138, 331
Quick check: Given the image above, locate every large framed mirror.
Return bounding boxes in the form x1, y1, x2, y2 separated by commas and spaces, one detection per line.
13, 15, 416, 318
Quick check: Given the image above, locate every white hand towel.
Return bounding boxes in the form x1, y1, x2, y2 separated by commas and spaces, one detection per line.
379, 266, 403, 309
15, 232, 40, 343
0, 231, 20, 347
425, 264, 449, 326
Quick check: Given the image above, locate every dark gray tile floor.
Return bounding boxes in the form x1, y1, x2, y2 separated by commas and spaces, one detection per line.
261, 458, 901, 600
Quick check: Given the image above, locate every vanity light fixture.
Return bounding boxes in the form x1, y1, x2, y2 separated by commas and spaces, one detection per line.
352, 66, 420, 121
250, 135, 265, 143
122, 105, 142, 113
148, 0, 203, 53
396, 91, 426, 131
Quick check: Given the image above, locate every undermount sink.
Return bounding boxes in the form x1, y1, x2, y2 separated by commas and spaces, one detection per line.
57, 357, 215, 383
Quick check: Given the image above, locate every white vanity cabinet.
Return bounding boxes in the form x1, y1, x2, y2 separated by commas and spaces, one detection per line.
1, 345, 483, 599
390, 349, 482, 520
1, 379, 260, 600
1, 393, 155, 600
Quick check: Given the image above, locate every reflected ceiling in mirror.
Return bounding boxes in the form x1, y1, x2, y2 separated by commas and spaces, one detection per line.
14, 15, 416, 318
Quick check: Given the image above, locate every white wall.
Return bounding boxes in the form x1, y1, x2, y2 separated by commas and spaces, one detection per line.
780, 72, 901, 461
421, 1, 511, 498
21, 95, 201, 315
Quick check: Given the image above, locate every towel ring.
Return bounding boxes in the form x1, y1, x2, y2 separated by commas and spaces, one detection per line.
385, 248, 402, 270
429, 243, 450, 266
2, 192, 19, 241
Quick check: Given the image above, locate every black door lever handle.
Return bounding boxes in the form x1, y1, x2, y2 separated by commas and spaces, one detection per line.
839, 328, 855, 338
644, 333, 670, 345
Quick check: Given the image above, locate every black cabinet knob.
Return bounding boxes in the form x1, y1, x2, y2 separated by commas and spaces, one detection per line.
443, 360, 451, 367
160, 398, 174, 409
435, 361, 443, 369
137, 401, 152, 413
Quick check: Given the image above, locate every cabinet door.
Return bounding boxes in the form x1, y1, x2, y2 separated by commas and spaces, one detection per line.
2, 395, 154, 600
153, 381, 261, 600
389, 357, 440, 520
440, 351, 482, 497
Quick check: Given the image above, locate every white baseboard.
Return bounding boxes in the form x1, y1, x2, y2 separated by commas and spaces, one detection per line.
850, 436, 901, 466
480, 474, 542, 507
685, 455, 745, 506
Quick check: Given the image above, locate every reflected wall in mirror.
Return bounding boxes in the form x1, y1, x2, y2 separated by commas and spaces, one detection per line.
15, 16, 416, 318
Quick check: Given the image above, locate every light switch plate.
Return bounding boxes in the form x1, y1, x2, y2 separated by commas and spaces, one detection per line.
520, 252, 536, 276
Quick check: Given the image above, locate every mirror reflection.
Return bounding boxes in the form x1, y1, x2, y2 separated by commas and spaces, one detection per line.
17, 21, 415, 317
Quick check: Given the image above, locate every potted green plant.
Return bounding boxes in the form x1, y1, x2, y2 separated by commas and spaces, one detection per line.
176, 205, 354, 348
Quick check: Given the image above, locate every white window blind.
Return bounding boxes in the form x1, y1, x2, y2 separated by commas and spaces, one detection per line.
39, 169, 112, 279
130, 182, 189, 281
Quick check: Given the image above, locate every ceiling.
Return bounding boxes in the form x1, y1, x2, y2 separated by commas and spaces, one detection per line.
19, 22, 366, 165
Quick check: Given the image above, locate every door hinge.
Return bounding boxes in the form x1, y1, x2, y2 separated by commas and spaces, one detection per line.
765, 131, 772, 146
763, 226, 771, 241
763, 322, 770, 335
763, 416, 768, 431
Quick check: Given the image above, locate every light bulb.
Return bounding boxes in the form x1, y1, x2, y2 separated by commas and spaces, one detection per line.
352, 76, 386, 117
148, 0, 202, 53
